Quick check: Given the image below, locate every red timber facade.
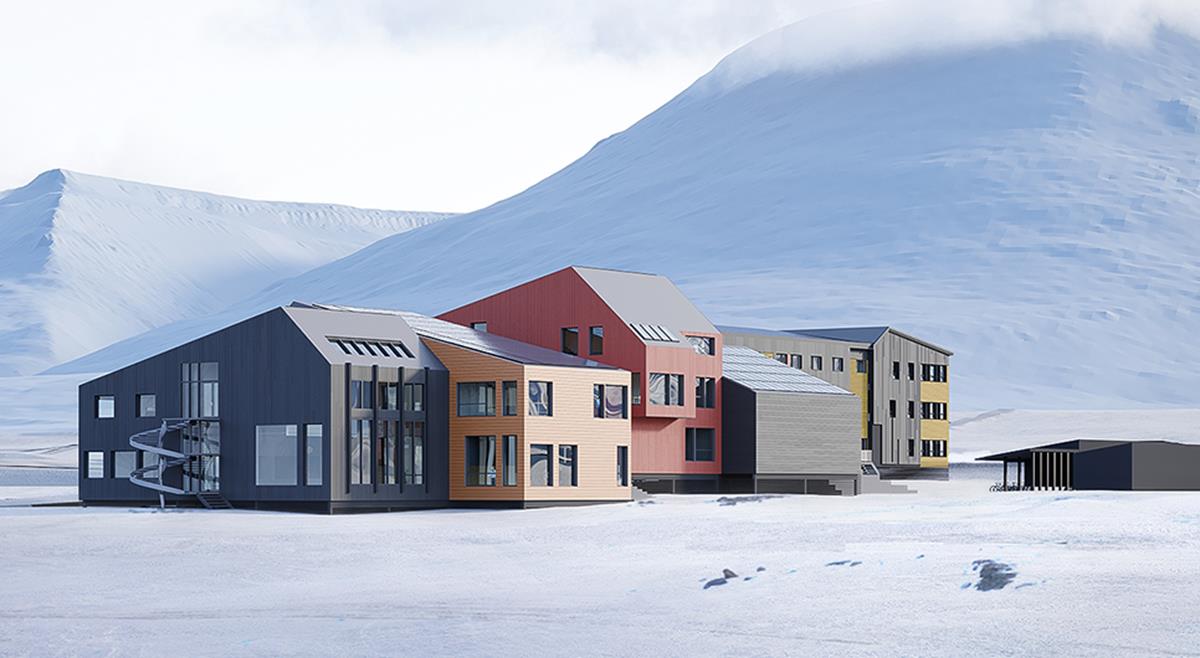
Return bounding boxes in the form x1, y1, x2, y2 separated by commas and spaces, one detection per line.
439, 266, 724, 493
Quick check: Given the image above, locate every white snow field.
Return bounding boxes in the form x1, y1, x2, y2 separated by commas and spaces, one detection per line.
0, 373, 94, 467
1, 479, 1198, 656
0, 169, 452, 376
52, 27, 1200, 411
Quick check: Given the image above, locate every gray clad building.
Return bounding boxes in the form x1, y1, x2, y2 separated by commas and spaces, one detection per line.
979, 440, 1200, 491
78, 305, 450, 513
721, 346, 861, 495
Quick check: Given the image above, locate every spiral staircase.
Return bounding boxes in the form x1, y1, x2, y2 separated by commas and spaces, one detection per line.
129, 418, 231, 509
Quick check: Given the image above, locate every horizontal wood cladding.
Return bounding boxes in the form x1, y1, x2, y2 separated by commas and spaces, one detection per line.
424, 340, 632, 503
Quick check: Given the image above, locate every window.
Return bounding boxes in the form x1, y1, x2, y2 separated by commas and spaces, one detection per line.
351, 380, 373, 409
86, 452, 104, 479
379, 420, 397, 485
631, 372, 642, 405
617, 446, 629, 486
404, 421, 425, 486
502, 381, 518, 416
908, 362, 916, 381
404, 382, 424, 412
921, 440, 947, 458
528, 381, 552, 416
856, 359, 868, 373
811, 355, 823, 371
685, 428, 716, 462
465, 436, 497, 486
113, 451, 137, 479
589, 326, 604, 355
892, 361, 901, 380
790, 354, 802, 369
649, 373, 684, 406
774, 353, 789, 365
861, 437, 872, 451
470, 321, 488, 332
695, 377, 716, 408
349, 419, 372, 485
907, 401, 915, 418
687, 335, 715, 356
561, 327, 579, 355
558, 445, 578, 486
255, 424, 298, 486
594, 384, 628, 418
95, 395, 115, 419
832, 357, 845, 372
305, 424, 323, 486
380, 382, 399, 410
889, 400, 897, 418
908, 439, 915, 457
530, 444, 553, 486
503, 435, 517, 486
457, 382, 495, 416
921, 402, 948, 420
181, 362, 220, 418
135, 394, 156, 418
921, 364, 948, 382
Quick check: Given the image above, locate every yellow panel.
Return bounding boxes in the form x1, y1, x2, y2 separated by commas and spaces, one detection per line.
920, 456, 948, 469
921, 419, 950, 440
921, 381, 949, 403
848, 370, 869, 438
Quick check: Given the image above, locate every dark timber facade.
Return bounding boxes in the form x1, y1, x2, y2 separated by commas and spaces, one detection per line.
979, 440, 1200, 491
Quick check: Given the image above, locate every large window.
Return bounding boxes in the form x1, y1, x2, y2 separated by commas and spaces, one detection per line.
465, 436, 496, 486
589, 326, 604, 355
404, 382, 424, 411
685, 428, 716, 462
351, 380, 373, 409
349, 419, 372, 485
594, 384, 628, 419
305, 424, 323, 486
113, 451, 137, 479
404, 421, 424, 485
380, 382, 399, 410
921, 402, 948, 420
181, 362, 218, 418
95, 395, 115, 419
255, 424, 298, 486
649, 373, 684, 406
530, 443, 552, 486
458, 382, 495, 416
136, 394, 156, 418
558, 445, 577, 487
617, 446, 629, 486
502, 381, 518, 416
687, 335, 715, 356
695, 377, 716, 409
503, 435, 517, 486
379, 420, 397, 485
141, 452, 159, 478
921, 364, 948, 382
561, 327, 579, 355
86, 452, 104, 479
528, 381, 552, 416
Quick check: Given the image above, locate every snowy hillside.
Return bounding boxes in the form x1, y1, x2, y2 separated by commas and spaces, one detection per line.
55, 27, 1200, 409
0, 170, 451, 375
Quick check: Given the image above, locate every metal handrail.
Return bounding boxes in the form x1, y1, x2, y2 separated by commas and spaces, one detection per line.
128, 418, 196, 505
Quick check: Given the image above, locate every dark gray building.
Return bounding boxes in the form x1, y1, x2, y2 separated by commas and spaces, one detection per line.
979, 440, 1200, 491
721, 346, 862, 495
79, 305, 450, 513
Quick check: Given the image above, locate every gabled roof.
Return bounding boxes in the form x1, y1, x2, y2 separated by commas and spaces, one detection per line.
399, 311, 619, 368
788, 326, 953, 356
571, 266, 718, 347
285, 304, 444, 369
722, 345, 853, 396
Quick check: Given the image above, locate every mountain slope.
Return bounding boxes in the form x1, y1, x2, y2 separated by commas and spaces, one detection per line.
0, 170, 451, 375
55, 28, 1200, 408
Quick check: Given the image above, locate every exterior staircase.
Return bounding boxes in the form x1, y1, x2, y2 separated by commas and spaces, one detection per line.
196, 491, 234, 510
129, 418, 231, 510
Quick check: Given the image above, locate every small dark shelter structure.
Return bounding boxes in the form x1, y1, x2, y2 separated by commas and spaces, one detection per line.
978, 439, 1200, 491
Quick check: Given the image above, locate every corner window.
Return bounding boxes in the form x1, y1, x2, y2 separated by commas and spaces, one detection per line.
558, 445, 578, 486
811, 355, 823, 371
465, 436, 496, 486
528, 381, 552, 416
404, 421, 425, 485
921, 364, 948, 382
530, 443, 553, 486
594, 384, 628, 418
695, 377, 716, 409
921, 402, 948, 420
305, 424, 323, 486
470, 321, 488, 332
687, 335, 715, 356
832, 357, 845, 372
617, 446, 629, 486
502, 381, 518, 416
457, 382, 496, 417
561, 327, 579, 356
685, 428, 716, 462
255, 424, 298, 486
404, 382, 424, 412
135, 394, 156, 418
95, 395, 115, 419
503, 435, 517, 486
589, 326, 604, 355
351, 380, 373, 409
113, 451, 137, 479
86, 451, 104, 479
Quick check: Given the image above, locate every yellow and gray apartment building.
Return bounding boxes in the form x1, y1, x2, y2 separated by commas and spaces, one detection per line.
719, 326, 952, 479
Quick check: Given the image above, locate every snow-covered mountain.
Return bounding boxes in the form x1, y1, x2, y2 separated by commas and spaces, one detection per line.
54, 27, 1200, 408
0, 170, 451, 375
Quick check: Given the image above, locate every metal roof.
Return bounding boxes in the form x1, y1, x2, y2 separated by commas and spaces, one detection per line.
716, 325, 804, 338
284, 305, 445, 369
722, 345, 854, 395
977, 439, 1137, 462
788, 326, 953, 356
398, 312, 618, 369
572, 267, 717, 347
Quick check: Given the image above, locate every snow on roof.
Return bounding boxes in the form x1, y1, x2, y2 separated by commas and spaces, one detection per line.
722, 345, 853, 395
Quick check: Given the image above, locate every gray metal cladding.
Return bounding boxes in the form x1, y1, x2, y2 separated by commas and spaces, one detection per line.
754, 391, 861, 476
720, 331, 862, 392
722, 345, 853, 395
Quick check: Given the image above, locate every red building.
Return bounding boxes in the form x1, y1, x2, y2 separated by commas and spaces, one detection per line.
439, 266, 723, 493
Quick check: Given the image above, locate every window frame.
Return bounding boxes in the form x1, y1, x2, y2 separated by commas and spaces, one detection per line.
558, 445, 578, 487
528, 381, 553, 417
502, 381, 518, 416
617, 445, 629, 486
457, 381, 496, 417
832, 357, 845, 372
684, 428, 716, 462
255, 424, 299, 486
465, 435, 497, 487
85, 451, 104, 479
695, 377, 716, 409
95, 395, 115, 419
529, 443, 553, 487
589, 326, 604, 355
135, 393, 156, 418
811, 355, 823, 371
304, 424, 323, 486
561, 326, 579, 356
502, 435, 517, 486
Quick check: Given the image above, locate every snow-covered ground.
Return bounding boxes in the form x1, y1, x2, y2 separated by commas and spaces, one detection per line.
1, 475, 1197, 656
0, 373, 91, 467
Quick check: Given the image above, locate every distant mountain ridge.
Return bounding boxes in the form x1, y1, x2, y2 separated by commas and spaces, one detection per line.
52, 26, 1200, 408
0, 169, 452, 375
